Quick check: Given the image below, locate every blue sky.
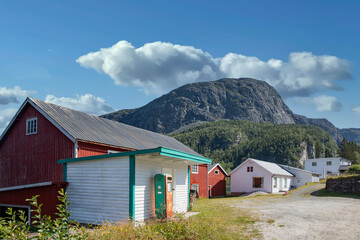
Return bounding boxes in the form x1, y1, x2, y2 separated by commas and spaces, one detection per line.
1, 0, 360, 132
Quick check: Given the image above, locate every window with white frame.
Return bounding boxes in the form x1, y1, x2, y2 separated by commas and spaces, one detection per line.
191, 184, 199, 194
26, 118, 37, 135
326, 161, 332, 166
273, 177, 277, 188
214, 170, 219, 175
192, 165, 198, 174
312, 162, 317, 166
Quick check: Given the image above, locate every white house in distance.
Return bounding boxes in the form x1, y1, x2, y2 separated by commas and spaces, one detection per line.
279, 164, 320, 189
304, 157, 352, 178
58, 147, 211, 224
230, 158, 294, 194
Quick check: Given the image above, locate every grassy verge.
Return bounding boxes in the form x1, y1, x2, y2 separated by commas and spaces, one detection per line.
88, 198, 260, 240
314, 189, 360, 199
287, 182, 322, 194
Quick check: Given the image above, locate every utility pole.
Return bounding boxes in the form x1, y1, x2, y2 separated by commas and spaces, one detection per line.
323, 131, 325, 158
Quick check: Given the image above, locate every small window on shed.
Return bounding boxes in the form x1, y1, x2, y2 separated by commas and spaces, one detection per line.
250, 167, 253, 172
192, 165, 198, 174
26, 118, 37, 135
326, 161, 332, 166
214, 170, 219, 175
312, 162, 317, 166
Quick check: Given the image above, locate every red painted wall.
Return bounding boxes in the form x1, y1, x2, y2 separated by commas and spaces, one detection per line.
0, 104, 74, 188
190, 164, 208, 198
208, 165, 227, 197
0, 184, 66, 220
77, 141, 130, 157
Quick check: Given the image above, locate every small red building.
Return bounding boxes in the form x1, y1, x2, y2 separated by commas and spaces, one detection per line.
190, 164, 208, 198
0, 97, 204, 220
207, 163, 228, 197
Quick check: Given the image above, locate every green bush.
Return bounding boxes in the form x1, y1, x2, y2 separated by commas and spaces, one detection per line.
345, 165, 360, 174
0, 189, 88, 240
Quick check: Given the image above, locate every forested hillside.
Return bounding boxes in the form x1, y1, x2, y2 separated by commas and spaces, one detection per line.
171, 120, 338, 172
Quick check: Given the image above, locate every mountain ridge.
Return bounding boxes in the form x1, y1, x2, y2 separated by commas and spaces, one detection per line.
101, 78, 359, 145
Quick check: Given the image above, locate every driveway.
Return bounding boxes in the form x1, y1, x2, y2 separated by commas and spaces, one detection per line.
235, 184, 360, 240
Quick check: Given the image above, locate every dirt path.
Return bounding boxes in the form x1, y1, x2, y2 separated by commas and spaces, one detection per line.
235, 184, 360, 240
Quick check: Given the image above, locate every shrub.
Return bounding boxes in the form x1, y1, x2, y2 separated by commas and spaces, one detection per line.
0, 189, 88, 239
346, 165, 360, 174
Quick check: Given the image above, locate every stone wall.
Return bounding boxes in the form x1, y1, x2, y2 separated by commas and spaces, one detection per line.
326, 175, 360, 194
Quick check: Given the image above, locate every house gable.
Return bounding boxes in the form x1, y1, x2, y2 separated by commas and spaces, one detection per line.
0, 103, 74, 188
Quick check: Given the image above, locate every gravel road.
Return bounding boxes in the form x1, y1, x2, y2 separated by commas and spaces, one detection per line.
236, 184, 360, 240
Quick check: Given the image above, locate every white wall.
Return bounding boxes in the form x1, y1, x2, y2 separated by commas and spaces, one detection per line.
281, 166, 319, 188
304, 158, 343, 178
134, 158, 188, 222
272, 176, 292, 193
231, 161, 272, 193
67, 157, 129, 224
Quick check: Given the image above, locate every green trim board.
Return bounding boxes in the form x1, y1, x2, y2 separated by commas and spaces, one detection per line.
63, 163, 67, 182
129, 155, 135, 222
57, 147, 212, 165
188, 165, 190, 211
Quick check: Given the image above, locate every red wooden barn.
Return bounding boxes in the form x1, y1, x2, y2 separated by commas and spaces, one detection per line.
207, 163, 228, 197
190, 164, 208, 198
0, 97, 205, 220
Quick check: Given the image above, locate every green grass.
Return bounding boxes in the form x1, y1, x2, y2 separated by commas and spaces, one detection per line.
88, 198, 261, 240
314, 189, 360, 199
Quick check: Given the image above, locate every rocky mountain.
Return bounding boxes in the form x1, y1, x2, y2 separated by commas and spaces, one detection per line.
101, 78, 360, 145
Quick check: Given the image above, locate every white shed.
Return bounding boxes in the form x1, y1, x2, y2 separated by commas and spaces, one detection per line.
279, 165, 320, 188
58, 147, 211, 224
229, 158, 294, 194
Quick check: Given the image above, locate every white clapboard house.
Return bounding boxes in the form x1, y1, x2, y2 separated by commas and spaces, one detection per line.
230, 158, 294, 194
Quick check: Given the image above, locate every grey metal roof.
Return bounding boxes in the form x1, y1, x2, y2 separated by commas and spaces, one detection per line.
251, 159, 293, 176
29, 98, 202, 157
279, 164, 319, 176
230, 158, 293, 177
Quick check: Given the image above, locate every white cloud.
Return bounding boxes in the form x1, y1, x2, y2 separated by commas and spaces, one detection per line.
0, 108, 17, 135
294, 95, 342, 112
77, 41, 219, 95
45, 94, 114, 115
352, 106, 360, 117
77, 41, 352, 97
0, 86, 30, 105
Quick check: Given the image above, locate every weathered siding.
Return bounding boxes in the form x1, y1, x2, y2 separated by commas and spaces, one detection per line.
77, 141, 130, 157
66, 157, 129, 224
208, 166, 227, 197
0, 184, 66, 219
0, 104, 74, 188
134, 158, 188, 222
190, 164, 208, 198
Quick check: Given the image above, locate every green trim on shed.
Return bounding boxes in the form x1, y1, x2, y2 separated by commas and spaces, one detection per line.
188, 165, 190, 211
63, 163, 67, 182
129, 155, 135, 222
57, 147, 212, 165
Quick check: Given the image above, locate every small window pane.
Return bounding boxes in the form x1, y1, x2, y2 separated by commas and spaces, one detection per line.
312, 162, 317, 166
